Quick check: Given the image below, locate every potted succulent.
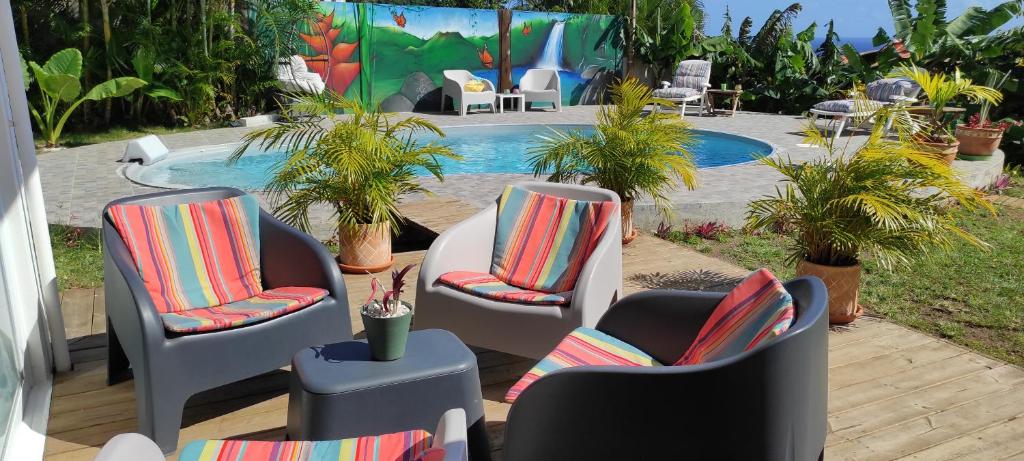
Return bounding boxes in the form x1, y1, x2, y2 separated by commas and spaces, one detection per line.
891, 66, 1002, 165
528, 77, 698, 244
231, 92, 460, 273
361, 264, 416, 361
746, 101, 993, 324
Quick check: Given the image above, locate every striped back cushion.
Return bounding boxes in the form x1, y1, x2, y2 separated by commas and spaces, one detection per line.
675, 269, 795, 365
178, 429, 432, 461
491, 185, 617, 293
865, 78, 917, 102
672, 60, 712, 90
107, 195, 263, 314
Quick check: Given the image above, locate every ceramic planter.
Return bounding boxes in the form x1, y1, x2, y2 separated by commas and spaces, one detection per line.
361, 301, 413, 361
621, 198, 638, 244
337, 222, 394, 274
797, 259, 863, 324
920, 140, 960, 165
955, 125, 1003, 158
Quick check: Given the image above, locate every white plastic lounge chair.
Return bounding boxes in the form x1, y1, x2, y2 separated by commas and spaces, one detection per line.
415, 182, 623, 359
653, 60, 712, 117
809, 78, 921, 141
276, 55, 325, 94
520, 69, 562, 112
441, 70, 496, 116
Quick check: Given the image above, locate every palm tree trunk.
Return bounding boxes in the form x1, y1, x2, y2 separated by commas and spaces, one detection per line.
81, 0, 91, 126
18, 4, 29, 44
199, 0, 209, 57
100, 0, 112, 126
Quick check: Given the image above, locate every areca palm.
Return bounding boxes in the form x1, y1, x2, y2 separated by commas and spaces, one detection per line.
528, 77, 697, 240
230, 91, 460, 236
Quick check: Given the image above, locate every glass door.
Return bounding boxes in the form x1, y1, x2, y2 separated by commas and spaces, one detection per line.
0, 272, 20, 455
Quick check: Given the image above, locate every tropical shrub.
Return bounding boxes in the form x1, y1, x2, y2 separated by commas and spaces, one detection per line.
230, 91, 460, 236
890, 65, 1002, 143
527, 77, 697, 213
25, 48, 146, 147
746, 101, 994, 269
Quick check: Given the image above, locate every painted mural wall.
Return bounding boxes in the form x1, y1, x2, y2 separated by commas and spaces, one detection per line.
295, 3, 622, 110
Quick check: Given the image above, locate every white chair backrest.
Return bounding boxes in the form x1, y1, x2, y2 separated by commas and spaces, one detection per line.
520, 69, 559, 91
672, 60, 712, 90
443, 70, 475, 85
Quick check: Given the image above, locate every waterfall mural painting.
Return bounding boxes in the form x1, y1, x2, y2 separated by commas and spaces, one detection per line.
295, 3, 622, 110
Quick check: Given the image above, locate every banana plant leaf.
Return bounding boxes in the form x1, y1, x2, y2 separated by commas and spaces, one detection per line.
81, 77, 148, 101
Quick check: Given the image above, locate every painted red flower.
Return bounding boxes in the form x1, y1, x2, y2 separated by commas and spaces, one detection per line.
300, 10, 361, 96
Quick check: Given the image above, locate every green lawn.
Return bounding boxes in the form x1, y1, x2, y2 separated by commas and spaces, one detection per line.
50, 225, 104, 289
37, 125, 199, 149
663, 202, 1024, 367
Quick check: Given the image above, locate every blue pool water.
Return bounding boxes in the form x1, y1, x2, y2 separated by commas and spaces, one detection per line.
128, 124, 772, 190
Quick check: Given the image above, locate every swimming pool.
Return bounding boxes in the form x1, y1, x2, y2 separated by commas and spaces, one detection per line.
125, 124, 773, 190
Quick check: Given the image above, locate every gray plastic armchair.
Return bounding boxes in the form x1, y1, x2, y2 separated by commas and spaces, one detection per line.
415, 182, 622, 359
502, 276, 829, 461
102, 187, 351, 454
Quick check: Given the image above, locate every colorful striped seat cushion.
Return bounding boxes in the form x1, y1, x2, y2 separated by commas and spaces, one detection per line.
106, 195, 263, 313
491, 185, 617, 293
674, 268, 795, 365
160, 286, 327, 333
178, 429, 433, 461
437, 271, 570, 306
505, 327, 659, 402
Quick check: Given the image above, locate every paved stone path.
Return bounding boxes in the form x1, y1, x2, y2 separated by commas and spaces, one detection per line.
38, 105, 1005, 237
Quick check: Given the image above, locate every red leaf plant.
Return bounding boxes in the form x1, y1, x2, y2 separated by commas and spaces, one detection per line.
300, 10, 361, 96
364, 264, 416, 317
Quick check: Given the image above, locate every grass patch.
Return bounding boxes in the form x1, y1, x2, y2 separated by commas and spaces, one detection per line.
37, 125, 201, 149
50, 225, 104, 289
662, 204, 1024, 367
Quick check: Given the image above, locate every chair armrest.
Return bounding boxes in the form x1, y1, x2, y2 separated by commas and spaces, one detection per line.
595, 289, 723, 364
569, 219, 622, 327
418, 204, 497, 287
259, 210, 347, 301
482, 79, 496, 92
660, 81, 671, 89
702, 82, 712, 88
94, 433, 165, 461
442, 77, 463, 97
432, 408, 469, 461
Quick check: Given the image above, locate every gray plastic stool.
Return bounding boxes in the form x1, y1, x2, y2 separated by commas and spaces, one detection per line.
288, 329, 490, 460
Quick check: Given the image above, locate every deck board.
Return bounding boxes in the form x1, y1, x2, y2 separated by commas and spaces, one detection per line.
45, 197, 1024, 460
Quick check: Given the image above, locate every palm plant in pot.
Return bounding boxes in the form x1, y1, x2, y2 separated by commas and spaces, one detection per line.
890, 65, 1002, 164
746, 100, 994, 324
527, 77, 698, 244
954, 68, 1016, 158
362, 264, 416, 361
231, 92, 459, 273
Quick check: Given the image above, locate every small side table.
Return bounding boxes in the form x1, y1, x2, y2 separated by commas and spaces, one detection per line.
705, 89, 743, 117
288, 329, 491, 460
496, 93, 525, 113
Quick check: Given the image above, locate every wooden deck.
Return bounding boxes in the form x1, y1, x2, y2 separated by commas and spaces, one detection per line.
46, 198, 1024, 460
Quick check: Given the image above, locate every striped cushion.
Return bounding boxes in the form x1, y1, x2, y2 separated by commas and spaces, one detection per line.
672, 60, 712, 90
178, 429, 432, 461
674, 268, 795, 365
437, 271, 570, 306
107, 195, 263, 313
160, 286, 328, 333
812, 99, 883, 114
491, 185, 616, 293
652, 87, 702, 99
866, 77, 918, 102
504, 327, 658, 402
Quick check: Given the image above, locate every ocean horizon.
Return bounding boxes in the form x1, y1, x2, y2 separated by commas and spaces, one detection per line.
811, 36, 878, 52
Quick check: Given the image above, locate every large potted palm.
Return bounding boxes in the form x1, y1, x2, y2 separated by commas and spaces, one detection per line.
528, 77, 698, 244
232, 92, 460, 273
891, 65, 1002, 164
746, 100, 993, 324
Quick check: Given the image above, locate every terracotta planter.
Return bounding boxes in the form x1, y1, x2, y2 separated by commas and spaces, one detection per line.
621, 199, 638, 244
337, 222, 394, 274
955, 125, 1003, 157
920, 140, 960, 165
796, 259, 863, 324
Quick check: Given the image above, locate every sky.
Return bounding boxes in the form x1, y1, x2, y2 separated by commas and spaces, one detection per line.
703, 0, 1024, 39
